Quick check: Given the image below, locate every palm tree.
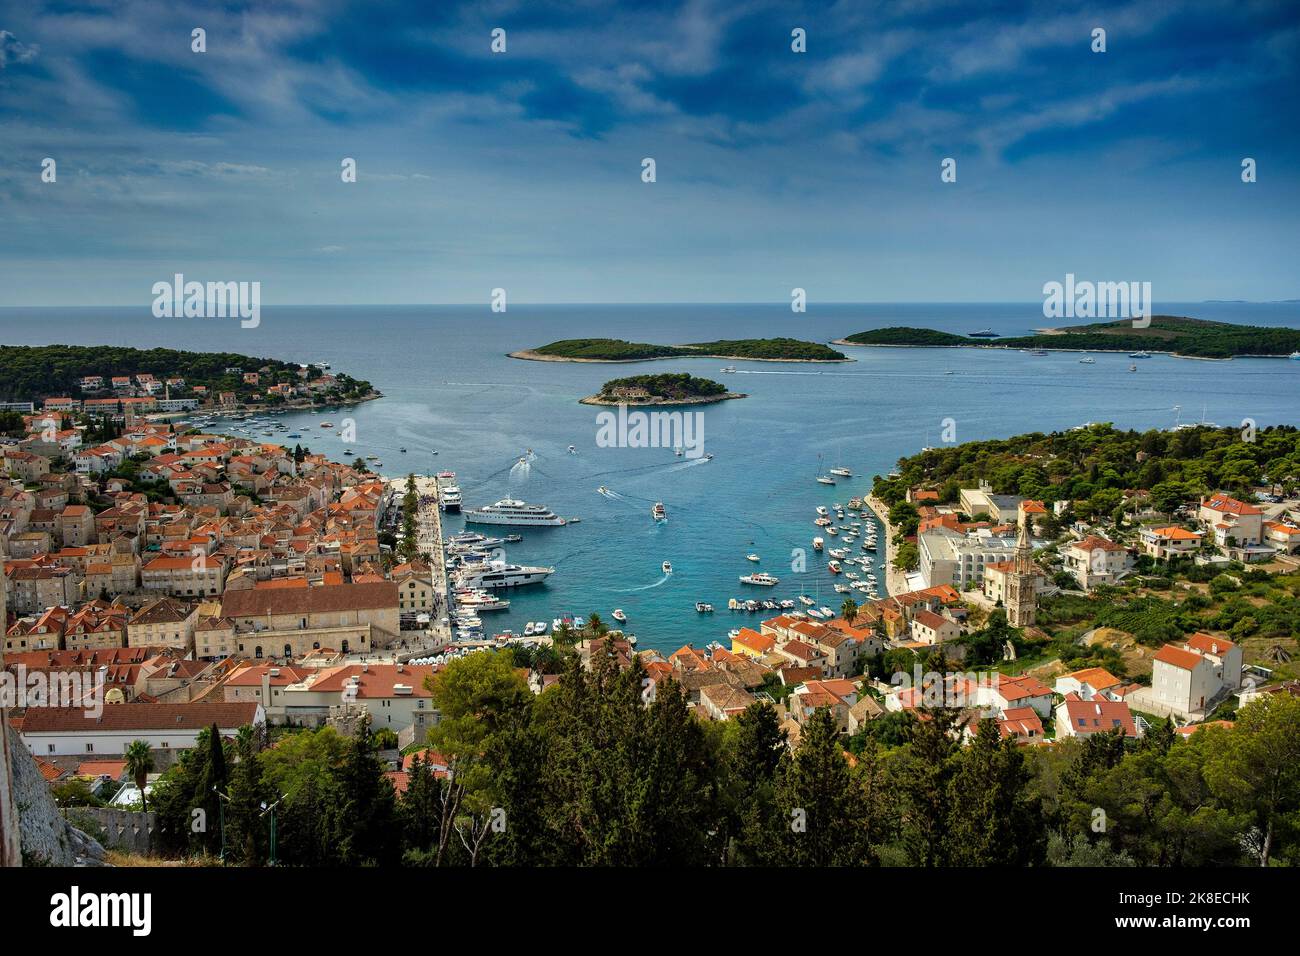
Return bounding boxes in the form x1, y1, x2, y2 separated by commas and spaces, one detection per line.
587, 612, 606, 636
124, 740, 154, 813
840, 597, 859, 624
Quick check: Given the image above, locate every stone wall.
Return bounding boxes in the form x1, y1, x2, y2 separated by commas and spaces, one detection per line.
7, 725, 106, 866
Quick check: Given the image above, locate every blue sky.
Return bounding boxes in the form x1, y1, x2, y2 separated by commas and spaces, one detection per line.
0, 0, 1297, 305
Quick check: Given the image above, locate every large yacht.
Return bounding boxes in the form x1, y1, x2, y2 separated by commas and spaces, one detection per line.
739, 572, 779, 586
464, 498, 567, 526
436, 471, 461, 512
456, 562, 555, 589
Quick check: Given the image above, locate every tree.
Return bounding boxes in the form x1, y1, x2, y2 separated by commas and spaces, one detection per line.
1203, 695, 1300, 866
771, 707, 868, 866
894, 709, 959, 866
124, 740, 154, 813
945, 719, 1043, 865
840, 597, 859, 624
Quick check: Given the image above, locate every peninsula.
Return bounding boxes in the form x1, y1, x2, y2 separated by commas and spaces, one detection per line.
0, 343, 380, 412
579, 373, 745, 406
837, 316, 1300, 359
512, 336, 848, 363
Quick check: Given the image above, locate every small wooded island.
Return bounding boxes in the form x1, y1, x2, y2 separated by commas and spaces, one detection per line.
579, 373, 745, 406
512, 336, 848, 362
836, 316, 1300, 359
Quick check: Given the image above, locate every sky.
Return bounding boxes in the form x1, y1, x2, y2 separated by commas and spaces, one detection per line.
0, 0, 1297, 306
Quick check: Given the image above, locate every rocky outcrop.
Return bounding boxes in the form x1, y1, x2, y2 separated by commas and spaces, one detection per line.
7, 725, 107, 866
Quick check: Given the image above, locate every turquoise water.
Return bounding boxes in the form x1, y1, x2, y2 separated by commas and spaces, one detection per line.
3, 303, 1298, 651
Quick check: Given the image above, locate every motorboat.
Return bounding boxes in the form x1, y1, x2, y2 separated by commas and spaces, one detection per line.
829, 467, 851, 477
652, 502, 667, 522
612, 609, 627, 623
812, 537, 824, 551
532, 621, 547, 635
828, 561, 842, 574
816, 475, 836, 485
662, 561, 673, 574
695, 602, 714, 613
779, 599, 795, 609
816, 506, 829, 517
1129, 351, 1151, 358
746, 553, 760, 562
739, 572, 779, 586
1079, 357, 1096, 364
798, 595, 815, 606
568, 445, 577, 453
720, 366, 737, 373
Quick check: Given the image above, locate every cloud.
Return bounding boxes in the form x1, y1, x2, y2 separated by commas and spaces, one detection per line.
0, 29, 38, 68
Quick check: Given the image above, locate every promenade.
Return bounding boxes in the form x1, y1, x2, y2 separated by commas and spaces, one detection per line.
864, 493, 911, 596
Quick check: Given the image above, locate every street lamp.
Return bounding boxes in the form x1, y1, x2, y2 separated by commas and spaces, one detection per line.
212, 785, 229, 863
259, 794, 286, 866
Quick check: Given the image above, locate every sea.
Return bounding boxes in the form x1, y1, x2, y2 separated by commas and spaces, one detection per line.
2, 302, 1298, 652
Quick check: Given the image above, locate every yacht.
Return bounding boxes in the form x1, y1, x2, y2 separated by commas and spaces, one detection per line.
720, 366, 737, 373
464, 498, 565, 526
739, 572, 779, 586
1129, 350, 1151, 358
829, 467, 852, 477
612, 609, 627, 623
746, 553, 760, 562
652, 502, 667, 522
662, 561, 673, 574
695, 602, 713, 613
816, 475, 836, 485
1079, 357, 1096, 364
456, 562, 555, 589
969, 329, 999, 338
1290, 352, 1300, 360
812, 537, 824, 551
816, 506, 829, 517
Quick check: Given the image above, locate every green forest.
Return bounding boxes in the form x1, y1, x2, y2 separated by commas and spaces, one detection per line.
134, 648, 1300, 867
598, 373, 728, 400
0, 343, 373, 403
873, 423, 1300, 517
531, 337, 846, 361
844, 317, 1300, 358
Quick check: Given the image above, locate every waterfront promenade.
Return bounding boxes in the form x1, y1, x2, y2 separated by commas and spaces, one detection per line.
865, 493, 911, 596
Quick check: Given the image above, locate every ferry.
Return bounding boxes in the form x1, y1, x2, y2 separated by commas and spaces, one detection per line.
662, 561, 673, 574
652, 502, 667, 522
463, 498, 566, 527
739, 572, 779, 587
436, 472, 461, 512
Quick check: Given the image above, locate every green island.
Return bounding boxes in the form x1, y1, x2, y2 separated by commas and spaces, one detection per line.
0, 343, 377, 406
839, 316, 1300, 359
580, 372, 743, 405
512, 336, 848, 362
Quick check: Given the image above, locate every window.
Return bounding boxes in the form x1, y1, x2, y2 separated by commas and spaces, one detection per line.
86, 743, 94, 752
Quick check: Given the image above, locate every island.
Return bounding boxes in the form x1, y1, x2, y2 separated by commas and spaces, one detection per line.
511, 336, 849, 363
579, 373, 746, 406
0, 343, 380, 412
837, 316, 1300, 359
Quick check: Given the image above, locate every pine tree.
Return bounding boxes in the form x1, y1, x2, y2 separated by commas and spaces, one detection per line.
335, 716, 401, 866
772, 707, 866, 866
945, 719, 1043, 865
896, 709, 959, 866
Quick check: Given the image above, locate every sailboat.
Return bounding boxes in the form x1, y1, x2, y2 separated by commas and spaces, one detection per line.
815, 453, 836, 485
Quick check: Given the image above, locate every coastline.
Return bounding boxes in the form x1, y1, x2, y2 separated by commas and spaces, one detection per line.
578, 392, 747, 407
864, 492, 911, 596
509, 348, 851, 364
832, 339, 1286, 361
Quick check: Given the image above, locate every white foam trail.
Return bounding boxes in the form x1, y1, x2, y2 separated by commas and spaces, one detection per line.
620, 573, 671, 593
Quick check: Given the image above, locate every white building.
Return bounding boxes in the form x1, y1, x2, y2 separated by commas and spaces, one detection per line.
1149, 634, 1242, 718
20, 702, 264, 757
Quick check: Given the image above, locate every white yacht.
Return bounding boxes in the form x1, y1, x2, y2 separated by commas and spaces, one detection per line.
739, 572, 779, 586
816, 475, 836, 485
464, 498, 566, 526
829, 467, 852, 477
456, 562, 555, 589
746, 553, 760, 562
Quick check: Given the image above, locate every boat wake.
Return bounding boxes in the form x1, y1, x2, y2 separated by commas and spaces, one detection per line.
597, 487, 625, 500
665, 456, 711, 473
620, 573, 671, 593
